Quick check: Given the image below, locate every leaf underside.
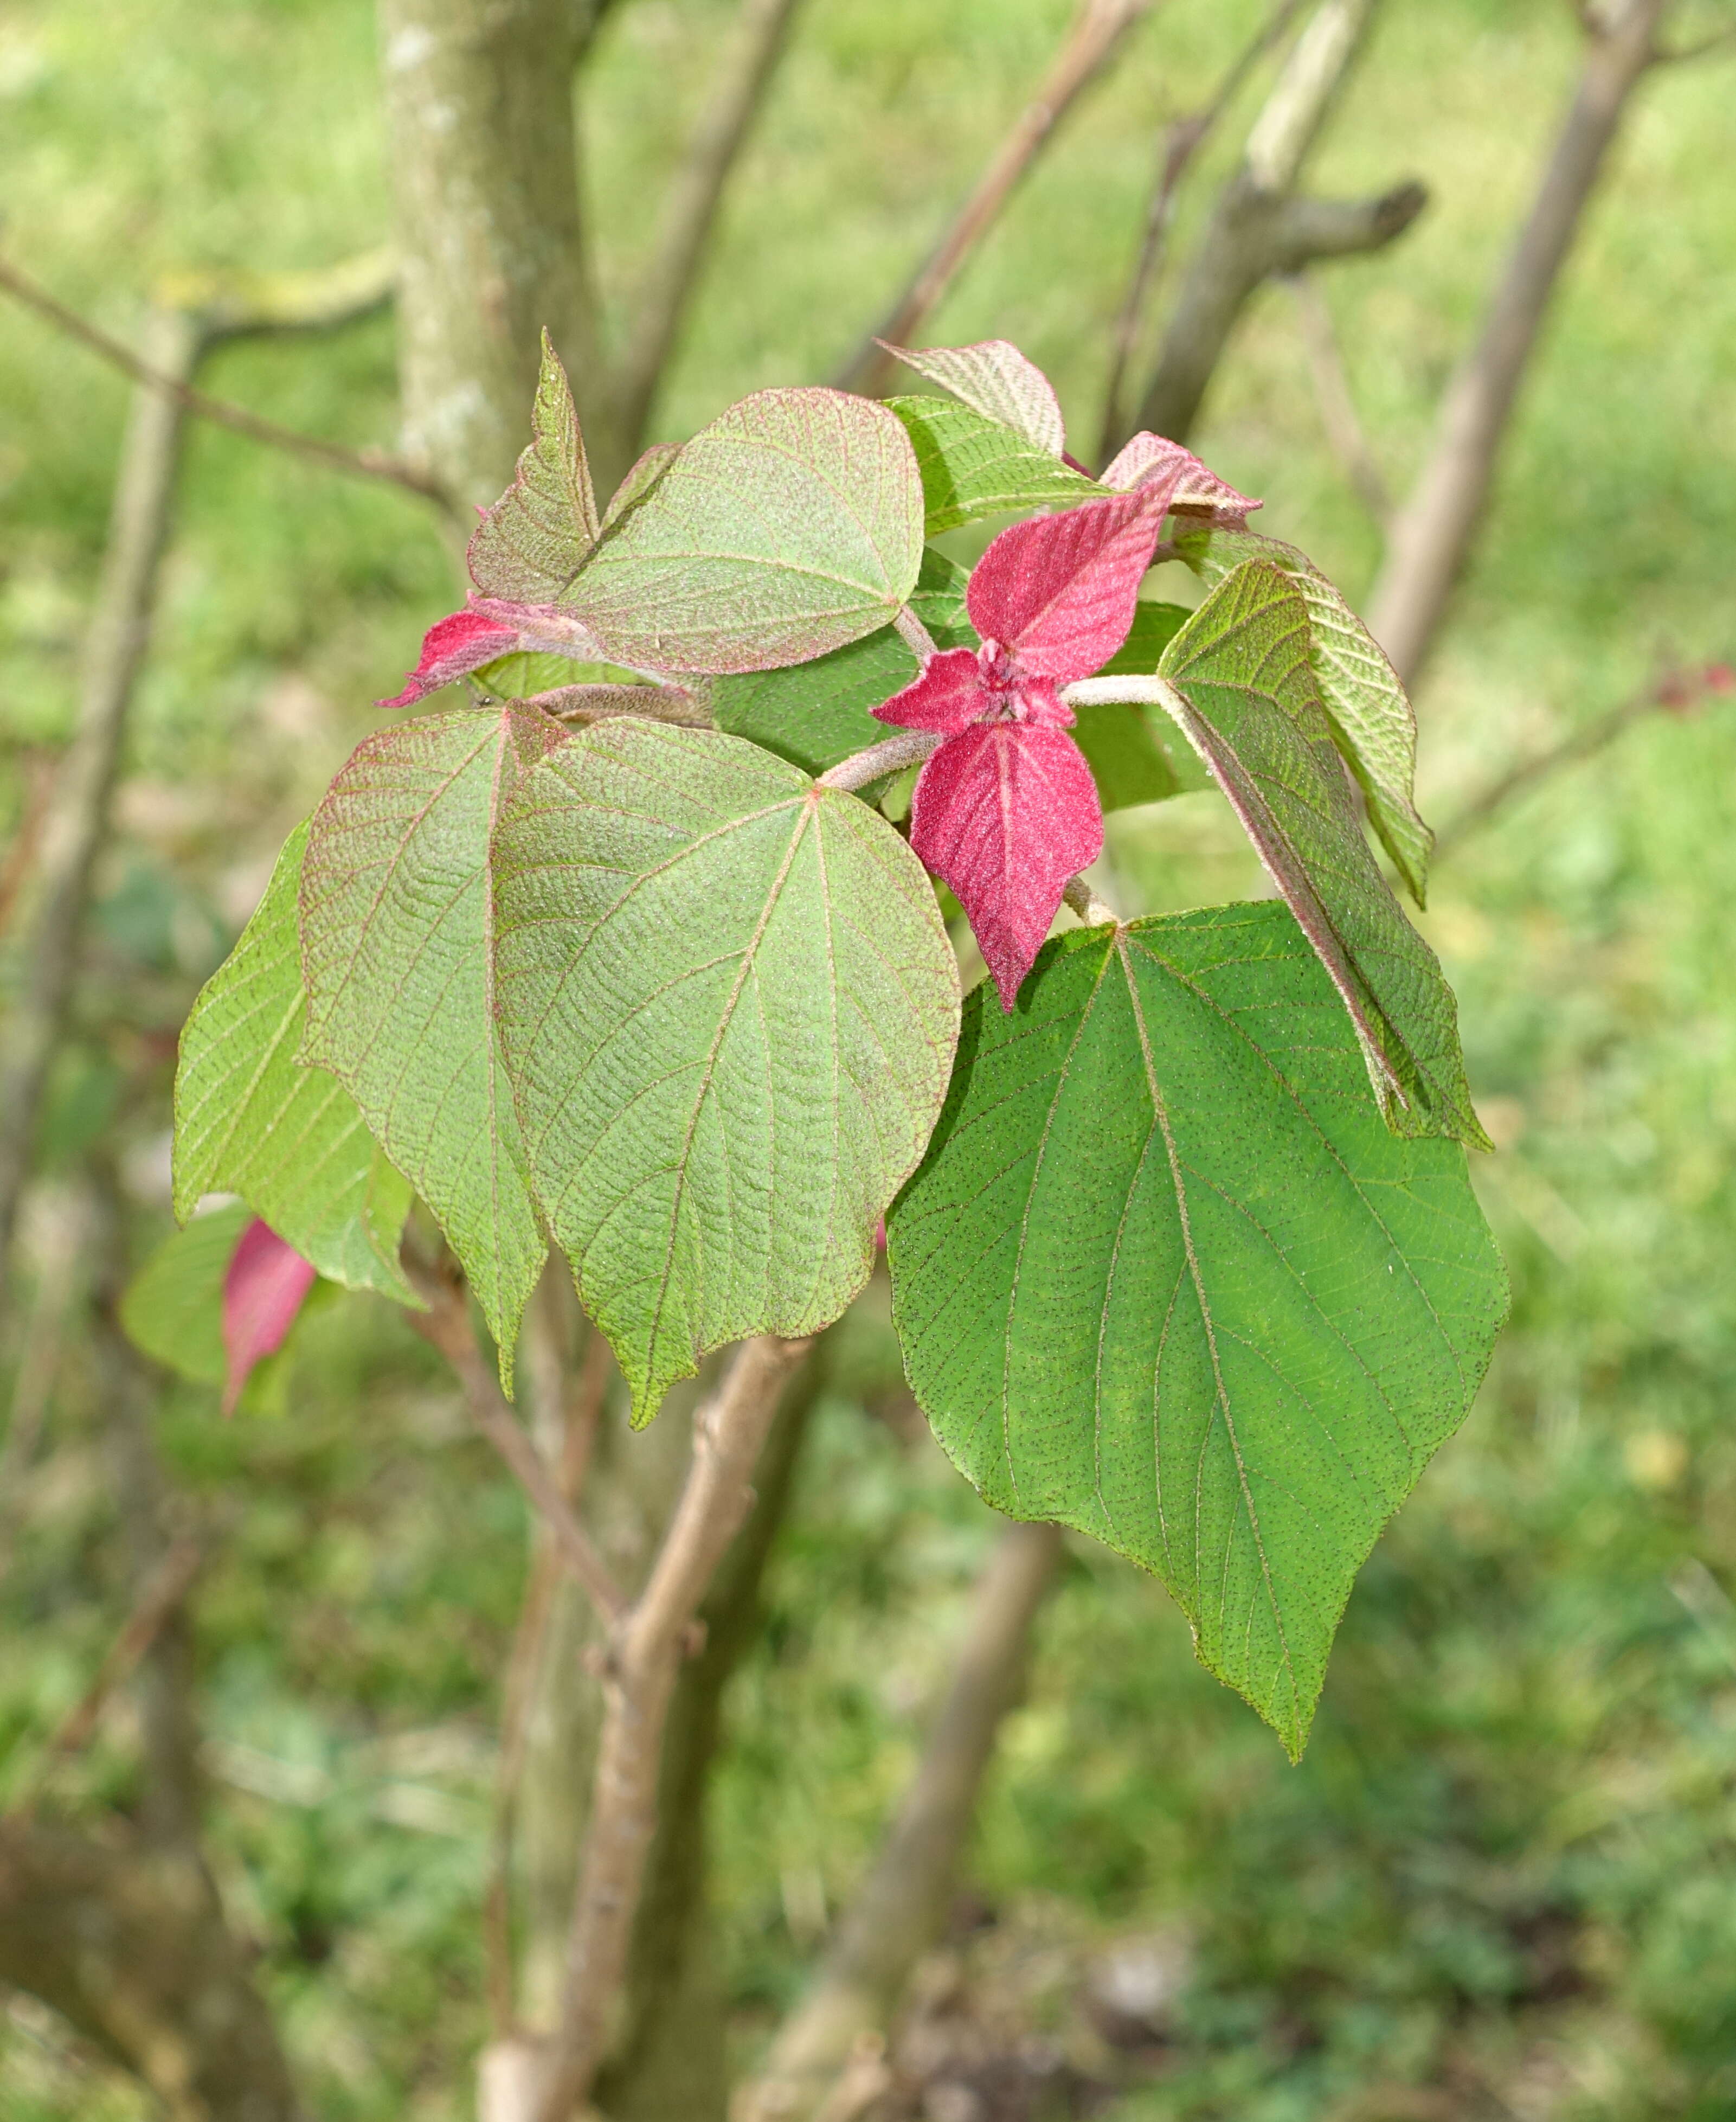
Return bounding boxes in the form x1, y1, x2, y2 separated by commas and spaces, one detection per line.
172, 822, 414, 1301
467, 329, 599, 604
121, 1201, 254, 1388
299, 705, 561, 1384
881, 339, 1068, 457
1181, 526, 1432, 903
1157, 562, 1486, 1147
567, 388, 924, 674
887, 397, 1102, 536
491, 719, 961, 1422
888, 903, 1507, 1758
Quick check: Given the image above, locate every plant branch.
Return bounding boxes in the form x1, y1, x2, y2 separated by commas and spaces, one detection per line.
611, 0, 810, 457
404, 1256, 630, 1629
1363, 0, 1674, 684
1285, 269, 1393, 524
818, 728, 943, 792
534, 1333, 813, 2120
0, 254, 454, 513
1099, 0, 1307, 459
739, 1520, 1066, 2122
894, 604, 941, 661
1433, 660, 1733, 859
838, 0, 1163, 395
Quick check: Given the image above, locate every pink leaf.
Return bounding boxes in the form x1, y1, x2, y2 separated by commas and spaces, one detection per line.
1098, 433, 1262, 525
378, 602, 610, 709
221, 1218, 316, 1416
872, 646, 990, 735
965, 488, 1172, 684
877, 338, 1067, 458
910, 724, 1103, 1010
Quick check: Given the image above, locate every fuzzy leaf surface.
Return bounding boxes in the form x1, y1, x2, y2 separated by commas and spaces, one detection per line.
567, 388, 923, 674
467, 330, 599, 603
1156, 562, 1485, 1146
888, 902, 1507, 1758
1100, 432, 1262, 524
712, 553, 973, 774
300, 705, 562, 1380
172, 822, 414, 1301
888, 398, 1101, 535
492, 720, 960, 1421
880, 340, 1066, 457
1180, 525, 1431, 903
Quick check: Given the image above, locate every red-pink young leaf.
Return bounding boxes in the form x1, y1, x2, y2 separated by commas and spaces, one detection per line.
221, 1217, 316, 1416
1098, 432, 1262, 525
379, 602, 609, 709
877, 339, 1067, 458
910, 723, 1103, 1010
872, 646, 992, 736
965, 487, 1172, 685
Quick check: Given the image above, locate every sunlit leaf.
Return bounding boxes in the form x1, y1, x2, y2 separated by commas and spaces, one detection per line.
880, 339, 1067, 457
492, 719, 960, 1421
887, 398, 1101, 536
889, 902, 1507, 1758
467, 329, 599, 603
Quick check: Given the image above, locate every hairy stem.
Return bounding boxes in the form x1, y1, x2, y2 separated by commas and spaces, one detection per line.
816, 728, 942, 792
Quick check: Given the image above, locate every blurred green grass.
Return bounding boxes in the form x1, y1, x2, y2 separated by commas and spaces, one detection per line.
4, 0, 1736, 2115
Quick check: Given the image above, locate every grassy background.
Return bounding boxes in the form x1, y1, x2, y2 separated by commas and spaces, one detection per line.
3, 1, 1735, 2115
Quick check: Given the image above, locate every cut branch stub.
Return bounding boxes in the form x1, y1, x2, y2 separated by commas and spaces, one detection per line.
172, 820, 414, 1300
887, 902, 1507, 1758
1155, 561, 1486, 1146
888, 396, 1102, 536
491, 719, 960, 1424
299, 704, 564, 1386
565, 388, 924, 673
467, 329, 600, 602
1179, 523, 1432, 903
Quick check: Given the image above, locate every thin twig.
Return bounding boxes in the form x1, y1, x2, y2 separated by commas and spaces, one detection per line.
13, 1534, 205, 1811
837, 0, 1163, 395
404, 1257, 629, 1629
1433, 661, 1733, 858
535, 1334, 813, 2121
0, 254, 454, 515
1285, 269, 1393, 524
1098, 0, 1307, 459
611, 0, 809, 456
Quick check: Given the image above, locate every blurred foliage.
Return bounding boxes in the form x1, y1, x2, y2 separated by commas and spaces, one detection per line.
3, 0, 1735, 2115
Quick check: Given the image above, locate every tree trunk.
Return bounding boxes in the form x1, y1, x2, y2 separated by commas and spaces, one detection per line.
378, 0, 605, 512
1364, 0, 1671, 684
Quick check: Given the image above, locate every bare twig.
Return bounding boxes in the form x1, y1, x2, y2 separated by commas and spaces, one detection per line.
1098, 0, 1307, 459
534, 1334, 812, 2120
1433, 661, 1733, 858
838, 0, 1163, 396
611, 0, 810, 457
14, 1535, 205, 1811
0, 254, 453, 512
404, 1256, 629, 1629
1285, 268, 1393, 524
740, 1521, 1066, 2122
1364, 0, 1674, 684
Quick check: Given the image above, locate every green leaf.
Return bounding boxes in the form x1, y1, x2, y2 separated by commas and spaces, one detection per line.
600, 441, 680, 531
712, 552, 973, 774
468, 329, 599, 603
119, 1204, 304, 1413
492, 719, 961, 1421
471, 651, 649, 703
172, 822, 414, 1302
888, 902, 1507, 1759
1156, 562, 1487, 1147
1076, 600, 1207, 808
888, 397, 1102, 536
1180, 525, 1432, 903
300, 704, 562, 1383
1097, 599, 1191, 677
567, 388, 924, 674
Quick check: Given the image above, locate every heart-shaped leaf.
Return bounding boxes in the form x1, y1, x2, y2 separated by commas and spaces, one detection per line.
172, 821, 414, 1301
888, 902, 1507, 1759
565, 388, 924, 674
888, 398, 1102, 536
1180, 525, 1431, 903
491, 719, 960, 1421
1156, 562, 1486, 1147
300, 704, 563, 1383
